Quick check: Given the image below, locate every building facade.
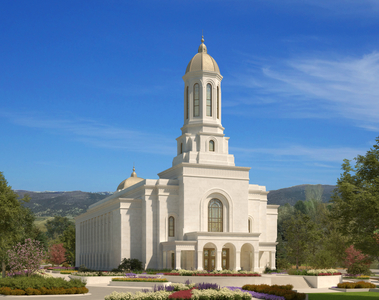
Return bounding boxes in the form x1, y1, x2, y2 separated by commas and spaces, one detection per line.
75, 37, 278, 272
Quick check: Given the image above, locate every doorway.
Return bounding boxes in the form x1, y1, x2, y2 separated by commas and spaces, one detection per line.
203, 248, 215, 271
222, 248, 229, 270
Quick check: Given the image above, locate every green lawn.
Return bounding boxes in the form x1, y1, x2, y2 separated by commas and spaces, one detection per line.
308, 292, 379, 299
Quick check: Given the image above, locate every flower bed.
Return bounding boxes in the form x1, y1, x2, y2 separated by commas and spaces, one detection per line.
241, 284, 306, 300
75, 271, 125, 276
163, 270, 260, 277
0, 276, 88, 295
112, 278, 168, 282
337, 281, 376, 289
60, 270, 78, 274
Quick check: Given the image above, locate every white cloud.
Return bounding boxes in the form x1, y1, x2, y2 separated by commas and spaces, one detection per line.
233, 52, 379, 128
1, 112, 175, 155
232, 145, 366, 163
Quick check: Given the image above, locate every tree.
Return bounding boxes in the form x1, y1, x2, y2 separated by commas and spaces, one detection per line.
331, 137, 379, 258
60, 225, 75, 266
45, 216, 74, 240
0, 172, 32, 278
49, 243, 66, 266
7, 238, 46, 276
344, 245, 371, 275
284, 211, 320, 269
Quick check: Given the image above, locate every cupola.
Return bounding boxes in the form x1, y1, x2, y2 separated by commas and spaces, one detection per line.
116, 166, 144, 191
185, 36, 220, 74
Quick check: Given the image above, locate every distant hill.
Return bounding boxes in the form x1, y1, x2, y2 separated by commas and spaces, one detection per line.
267, 184, 337, 206
15, 184, 337, 217
15, 190, 112, 217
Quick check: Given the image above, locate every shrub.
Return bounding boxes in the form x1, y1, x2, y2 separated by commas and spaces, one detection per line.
242, 284, 305, 300
344, 245, 371, 275
7, 238, 46, 277
117, 258, 143, 271
337, 281, 376, 289
78, 264, 91, 272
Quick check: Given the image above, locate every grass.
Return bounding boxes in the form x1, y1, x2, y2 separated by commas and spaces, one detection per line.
309, 292, 379, 299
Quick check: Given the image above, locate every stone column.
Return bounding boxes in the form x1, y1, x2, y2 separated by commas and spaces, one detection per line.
254, 251, 259, 272
216, 250, 222, 270
175, 250, 182, 270
270, 251, 276, 269
235, 251, 241, 271
197, 250, 203, 270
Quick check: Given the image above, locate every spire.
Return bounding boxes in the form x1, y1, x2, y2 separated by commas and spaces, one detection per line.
198, 35, 207, 53
131, 165, 137, 177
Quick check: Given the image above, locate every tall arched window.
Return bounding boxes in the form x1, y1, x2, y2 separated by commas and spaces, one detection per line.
208, 199, 223, 232
186, 86, 189, 119
217, 86, 220, 119
168, 216, 175, 237
193, 84, 199, 117
180, 143, 183, 154
209, 140, 215, 152
206, 84, 212, 116
248, 219, 251, 233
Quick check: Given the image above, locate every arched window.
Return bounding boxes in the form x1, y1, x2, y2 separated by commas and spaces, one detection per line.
193, 84, 199, 117
206, 84, 212, 116
217, 86, 220, 119
209, 140, 215, 152
248, 219, 251, 233
168, 216, 175, 237
186, 86, 189, 119
208, 199, 223, 232
180, 143, 183, 154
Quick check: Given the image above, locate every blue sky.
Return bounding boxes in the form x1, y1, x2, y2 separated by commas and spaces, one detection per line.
1, 0, 379, 192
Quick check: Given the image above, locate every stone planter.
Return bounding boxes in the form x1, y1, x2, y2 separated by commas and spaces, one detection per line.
331, 288, 371, 292
163, 275, 270, 287
69, 275, 125, 285
109, 281, 171, 287
303, 275, 342, 288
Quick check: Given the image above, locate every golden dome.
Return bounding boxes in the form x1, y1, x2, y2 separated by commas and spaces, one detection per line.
117, 167, 144, 191
185, 36, 220, 74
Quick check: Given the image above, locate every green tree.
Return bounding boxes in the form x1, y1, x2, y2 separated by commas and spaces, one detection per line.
284, 211, 319, 269
0, 172, 32, 278
331, 137, 379, 258
60, 225, 76, 266
45, 216, 74, 240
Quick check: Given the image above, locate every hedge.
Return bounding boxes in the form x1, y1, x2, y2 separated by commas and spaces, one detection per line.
242, 284, 306, 300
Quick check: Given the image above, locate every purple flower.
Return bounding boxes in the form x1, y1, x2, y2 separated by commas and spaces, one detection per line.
227, 286, 285, 300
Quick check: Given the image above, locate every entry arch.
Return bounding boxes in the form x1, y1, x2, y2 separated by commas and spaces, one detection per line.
240, 243, 255, 271
203, 242, 218, 271
221, 242, 236, 270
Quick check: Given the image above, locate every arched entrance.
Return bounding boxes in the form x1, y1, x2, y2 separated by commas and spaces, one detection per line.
203, 243, 217, 271
222, 243, 236, 270
240, 243, 254, 271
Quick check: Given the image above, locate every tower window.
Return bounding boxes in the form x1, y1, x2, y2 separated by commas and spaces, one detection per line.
186, 86, 189, 119
209, 140, 215, 152
193, 84, 199, 117
248, 219, 251, 233
168, 216, 175, 237
180, 143, 183, 154
217, 86, 220, 119
208, 199, 223, 232
206, 84, 212, 116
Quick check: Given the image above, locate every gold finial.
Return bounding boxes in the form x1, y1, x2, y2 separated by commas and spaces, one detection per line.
201, 30, 204, 43
131, 163, 136, 177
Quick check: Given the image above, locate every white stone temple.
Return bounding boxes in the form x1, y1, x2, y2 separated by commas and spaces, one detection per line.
75, 37, 278, 272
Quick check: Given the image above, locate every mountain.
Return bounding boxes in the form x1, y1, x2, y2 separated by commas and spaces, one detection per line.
15, 190, 112, 217
15, 184, 337, 218
267, 184, 337, 206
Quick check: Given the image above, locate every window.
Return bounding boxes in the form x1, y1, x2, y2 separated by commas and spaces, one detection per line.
248, 219, 251, 233
206, 84, 212, 116
217, 86, 220, 119
169, 216, 175, 237
208, 199, 223, 232
186, 86, 189, 119
180, 143, 183, 154
193, 84, 199, 117
209, 140, 215, 152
